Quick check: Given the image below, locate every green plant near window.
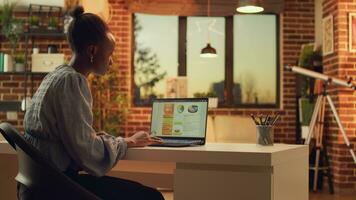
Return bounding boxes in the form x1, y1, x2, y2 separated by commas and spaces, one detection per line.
193, 91, 217, 98
88, 64, 128, 137
47, 16, 58, 29
14, 53, 25, 64
299, 98, 314, 126
298, 44, 315, 98
0, 0, 23, 55
297, 44, 321, 126
29, 15, 40, 27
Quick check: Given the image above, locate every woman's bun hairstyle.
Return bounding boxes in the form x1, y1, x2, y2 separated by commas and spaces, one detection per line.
70, 6, 85, 20
67, 5, 110, 53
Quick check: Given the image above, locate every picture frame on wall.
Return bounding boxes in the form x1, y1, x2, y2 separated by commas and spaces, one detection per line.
349, 13, 356, 52
322, 15, 334, 56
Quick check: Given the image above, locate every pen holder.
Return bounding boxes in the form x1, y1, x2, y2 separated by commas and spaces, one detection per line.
256, 125, 274, 146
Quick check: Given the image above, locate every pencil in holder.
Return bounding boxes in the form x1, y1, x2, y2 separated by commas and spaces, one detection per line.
256, 125, 274, 146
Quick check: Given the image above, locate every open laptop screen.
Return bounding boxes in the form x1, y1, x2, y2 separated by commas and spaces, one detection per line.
150, 98, 208, 138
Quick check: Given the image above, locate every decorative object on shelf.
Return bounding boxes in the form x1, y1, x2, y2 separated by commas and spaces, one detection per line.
14, 54, 25, 72
193, 91, 218, 108
322, 15, 333, 56
21, 97, 32, 111
200, 0, 217, 58
29, 14, 40, 29
32, 46, 39, 54
348, 13, 356, 52
31, 53, 65, 72
0, 1, 24, 55
47, 44, 58, 53
27, 4, 62, 33
236, 0, 264, 13
47, 16, 58, 30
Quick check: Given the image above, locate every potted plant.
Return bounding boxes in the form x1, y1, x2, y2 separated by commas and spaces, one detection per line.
0, 1, 23, 56
194, 91, 219, 108
29, 15, 40, 29
47, 16, 58, 30
88, 64, 128, 136
14, 54, 25, 72
297, 44, 321, 140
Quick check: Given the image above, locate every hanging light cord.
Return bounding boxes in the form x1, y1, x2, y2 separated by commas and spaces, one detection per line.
207, 0, 211, 43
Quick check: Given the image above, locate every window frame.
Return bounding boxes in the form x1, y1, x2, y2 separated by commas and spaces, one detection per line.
131, 13, 280, 109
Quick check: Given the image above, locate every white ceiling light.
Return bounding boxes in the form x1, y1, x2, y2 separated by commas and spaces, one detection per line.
236, 0, 264, 14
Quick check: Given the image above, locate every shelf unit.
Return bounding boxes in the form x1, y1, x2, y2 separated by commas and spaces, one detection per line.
0, 4, 66, 112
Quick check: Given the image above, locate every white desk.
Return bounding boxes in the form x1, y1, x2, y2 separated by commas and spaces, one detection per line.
0, 141, 308, 200
125, 143, 308, 200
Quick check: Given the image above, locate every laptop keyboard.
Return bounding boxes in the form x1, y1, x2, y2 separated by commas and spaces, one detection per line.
162, 139, 201, 144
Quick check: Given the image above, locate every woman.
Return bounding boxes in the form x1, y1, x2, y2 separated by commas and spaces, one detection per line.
22, 6, 164, 200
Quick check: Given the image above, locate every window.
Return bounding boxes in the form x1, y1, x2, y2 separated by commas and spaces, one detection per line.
233, 15, 278, 106
133, 13, 179, 105
187, 17, 225, 102
133, 13, 279, 108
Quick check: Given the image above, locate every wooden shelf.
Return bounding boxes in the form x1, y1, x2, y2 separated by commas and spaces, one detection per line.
24, 31, 66, 38
0, 72, 48, 76
0, 101, 22, 112
0, 31, 66, 39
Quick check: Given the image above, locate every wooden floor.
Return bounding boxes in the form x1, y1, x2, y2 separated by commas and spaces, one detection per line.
161, 191, 356, 200
309, 191, 356, 200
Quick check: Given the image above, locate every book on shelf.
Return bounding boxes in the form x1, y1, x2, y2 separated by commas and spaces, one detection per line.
0, 53, 13, 72
0, 53, 3, 72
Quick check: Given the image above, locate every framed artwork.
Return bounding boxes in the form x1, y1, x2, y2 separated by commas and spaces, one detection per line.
349, 13, 356, 52
322, 15, 334, 56
166, 77, 187, 98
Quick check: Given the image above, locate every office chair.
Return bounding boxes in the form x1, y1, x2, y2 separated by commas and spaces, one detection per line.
0, 122, 101, 200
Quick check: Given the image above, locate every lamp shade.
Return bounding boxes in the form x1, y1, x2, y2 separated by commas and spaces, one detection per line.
200, 43, 217, 58
236, 0, 264, 13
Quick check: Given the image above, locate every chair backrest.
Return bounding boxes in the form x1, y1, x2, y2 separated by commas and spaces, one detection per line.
0, 122, 101, 200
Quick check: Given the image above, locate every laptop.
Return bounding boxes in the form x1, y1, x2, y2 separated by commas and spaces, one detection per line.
149, 98, 208, 147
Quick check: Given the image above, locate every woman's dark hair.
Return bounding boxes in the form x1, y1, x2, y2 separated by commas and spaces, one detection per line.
67, 6, 109, 53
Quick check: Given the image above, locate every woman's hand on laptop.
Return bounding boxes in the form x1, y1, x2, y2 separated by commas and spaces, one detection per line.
124, 131, 163, 147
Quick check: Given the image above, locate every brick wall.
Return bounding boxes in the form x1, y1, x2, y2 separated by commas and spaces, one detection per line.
322, 0, 356, 191
4, 0, 354, 191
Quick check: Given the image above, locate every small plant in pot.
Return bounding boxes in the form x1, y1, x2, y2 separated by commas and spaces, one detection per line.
14, 54, 25, 72
29, 15, 40, 29
297, 44, 322, 140
47, 16, 58, 30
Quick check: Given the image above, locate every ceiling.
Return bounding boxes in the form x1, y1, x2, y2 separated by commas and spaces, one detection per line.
125, 0, 284, 16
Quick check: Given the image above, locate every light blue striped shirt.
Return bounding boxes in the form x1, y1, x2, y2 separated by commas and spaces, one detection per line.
24, 65, 127, 176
